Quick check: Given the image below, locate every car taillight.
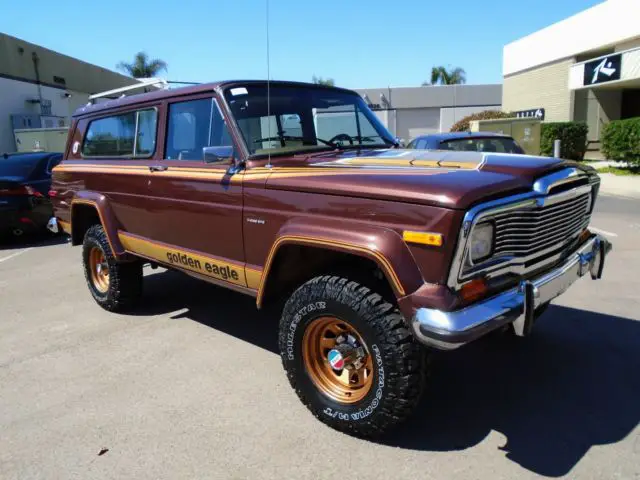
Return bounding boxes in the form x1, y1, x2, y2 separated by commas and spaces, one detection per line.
48, 189, 58, 197
0, 186, 43, 197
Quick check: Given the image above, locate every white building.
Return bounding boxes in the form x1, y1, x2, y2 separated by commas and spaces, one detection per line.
0, 33, 139, 153
502, 0, 640, 153
354, 84, 502, 142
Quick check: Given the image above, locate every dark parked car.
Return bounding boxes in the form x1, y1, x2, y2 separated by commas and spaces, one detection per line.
408, 132, 525, 154
0, 152, 62, 238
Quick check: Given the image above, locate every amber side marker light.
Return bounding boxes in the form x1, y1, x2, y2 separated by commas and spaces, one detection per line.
460, 278, 488, 303
402, 231, 443, 247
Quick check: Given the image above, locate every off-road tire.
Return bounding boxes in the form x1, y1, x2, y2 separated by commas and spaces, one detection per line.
279, 275, 428, 438
82, 224, 142, 312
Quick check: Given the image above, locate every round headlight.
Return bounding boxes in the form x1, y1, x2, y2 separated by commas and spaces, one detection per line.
469, 222, 494, 263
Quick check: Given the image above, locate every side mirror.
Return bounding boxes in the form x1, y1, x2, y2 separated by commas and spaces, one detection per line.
203, 145, 234, 164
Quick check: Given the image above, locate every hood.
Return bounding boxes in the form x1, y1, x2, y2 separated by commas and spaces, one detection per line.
263, 149, 594, 209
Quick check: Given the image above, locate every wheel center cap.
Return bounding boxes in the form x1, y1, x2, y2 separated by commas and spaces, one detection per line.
327, 349, 345, 370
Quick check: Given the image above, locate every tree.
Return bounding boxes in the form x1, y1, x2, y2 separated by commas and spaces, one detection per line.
116, 52, 168, 78
312, 75, 335, 86
422, 66, 466, 86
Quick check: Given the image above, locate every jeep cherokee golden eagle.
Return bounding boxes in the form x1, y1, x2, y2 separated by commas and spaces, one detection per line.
48, 80, 611, 438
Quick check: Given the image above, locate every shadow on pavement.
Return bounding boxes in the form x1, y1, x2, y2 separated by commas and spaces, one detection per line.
0, 232, 69, 251
136, 269, 640, 477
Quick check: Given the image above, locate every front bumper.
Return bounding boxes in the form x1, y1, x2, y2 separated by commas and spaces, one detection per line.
412, 234, 612, 350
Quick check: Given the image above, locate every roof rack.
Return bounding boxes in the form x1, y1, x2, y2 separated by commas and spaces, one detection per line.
88, 78, 168, 103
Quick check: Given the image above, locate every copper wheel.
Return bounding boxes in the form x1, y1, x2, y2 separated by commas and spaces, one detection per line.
302, 316, 374, 404
88, 246, 110, 293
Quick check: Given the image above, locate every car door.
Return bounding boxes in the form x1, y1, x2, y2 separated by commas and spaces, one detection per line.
75, 105, 162, 240
143, 93, 245, 285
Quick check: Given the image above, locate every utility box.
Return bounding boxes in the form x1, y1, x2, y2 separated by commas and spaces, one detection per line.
469, 117, 541, 155
13, 127, 69, 153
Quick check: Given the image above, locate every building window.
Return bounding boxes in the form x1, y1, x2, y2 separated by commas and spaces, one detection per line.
82, 109, 157, 158
53, 76, 66, 86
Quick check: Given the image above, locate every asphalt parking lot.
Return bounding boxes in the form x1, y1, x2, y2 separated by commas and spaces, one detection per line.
1, 194, 638, 480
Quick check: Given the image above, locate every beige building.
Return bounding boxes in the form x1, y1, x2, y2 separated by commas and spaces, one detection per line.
502, 0, 640, 153
0, 33, 139, 153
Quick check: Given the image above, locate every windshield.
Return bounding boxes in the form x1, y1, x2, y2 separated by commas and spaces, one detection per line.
440, 137, 524, 154
224, 84, 395, 156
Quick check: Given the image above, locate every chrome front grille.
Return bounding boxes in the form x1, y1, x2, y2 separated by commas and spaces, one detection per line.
448, 168, 601, 290
492, 192, 591, 258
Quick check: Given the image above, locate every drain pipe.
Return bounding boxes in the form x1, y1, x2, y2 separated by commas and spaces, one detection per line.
31, 52, 43, 107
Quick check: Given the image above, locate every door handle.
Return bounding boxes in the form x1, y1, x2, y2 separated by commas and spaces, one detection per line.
149, 165, 168, 172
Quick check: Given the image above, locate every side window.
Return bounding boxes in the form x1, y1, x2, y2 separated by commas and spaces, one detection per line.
82, 109, 157, 158
165, 97, 233, 161
416, 139, 427, 149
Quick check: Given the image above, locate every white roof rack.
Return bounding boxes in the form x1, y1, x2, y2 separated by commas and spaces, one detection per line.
88, 78, 168, 103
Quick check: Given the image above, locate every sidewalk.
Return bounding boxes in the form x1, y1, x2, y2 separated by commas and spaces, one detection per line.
597, 173, 640, 199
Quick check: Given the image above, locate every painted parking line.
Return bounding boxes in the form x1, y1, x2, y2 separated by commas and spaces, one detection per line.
0, 248, 33, 263
589, 226, 618, 237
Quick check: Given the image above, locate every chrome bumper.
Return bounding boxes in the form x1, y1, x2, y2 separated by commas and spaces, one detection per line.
46, 217, 59, 234
412, 234, 612, 350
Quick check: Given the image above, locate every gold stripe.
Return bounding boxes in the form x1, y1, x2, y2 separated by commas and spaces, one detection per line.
256, 235, 405, 308
245, 267, 263, 290
58, 220, 71, 234
118, 232, 248, 287
55, 166, 243, 183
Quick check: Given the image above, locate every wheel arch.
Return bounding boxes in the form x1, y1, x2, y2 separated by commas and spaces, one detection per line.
256, 219, 424, 309
70, 193, 126, 258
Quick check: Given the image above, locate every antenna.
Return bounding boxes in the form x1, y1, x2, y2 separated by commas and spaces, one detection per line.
266, 0, 272, 168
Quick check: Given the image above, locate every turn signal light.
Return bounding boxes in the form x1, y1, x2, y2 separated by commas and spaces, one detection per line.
402, 230, 443, 247
460, 278, 488, 303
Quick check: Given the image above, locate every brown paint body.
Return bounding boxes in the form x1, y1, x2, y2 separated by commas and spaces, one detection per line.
51, 80, 598, 318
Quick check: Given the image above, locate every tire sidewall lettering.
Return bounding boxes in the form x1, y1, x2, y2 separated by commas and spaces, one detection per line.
286, 301, 326, 361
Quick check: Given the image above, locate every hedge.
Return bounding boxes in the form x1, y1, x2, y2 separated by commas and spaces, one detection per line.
450, 110, 513, 132
601, 117, 640, 166
540, 122, 588, 161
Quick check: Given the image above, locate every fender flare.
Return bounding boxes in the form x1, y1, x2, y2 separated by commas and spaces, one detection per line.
71, 192, 126, 258
256, 217, 424, 307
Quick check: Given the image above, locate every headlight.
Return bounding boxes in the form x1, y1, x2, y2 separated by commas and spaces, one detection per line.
469, 222, 494, 263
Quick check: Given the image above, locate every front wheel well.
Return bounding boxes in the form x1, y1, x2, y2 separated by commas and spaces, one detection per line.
71, 204, 101, 246
260, 244, 396, 310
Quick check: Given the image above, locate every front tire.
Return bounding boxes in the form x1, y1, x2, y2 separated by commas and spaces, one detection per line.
279, 275, 428, 438
82, 224, 142, 312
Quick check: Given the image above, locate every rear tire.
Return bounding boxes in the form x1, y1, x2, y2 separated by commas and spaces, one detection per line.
82, 224, 142, 312
279, 275, 428, 438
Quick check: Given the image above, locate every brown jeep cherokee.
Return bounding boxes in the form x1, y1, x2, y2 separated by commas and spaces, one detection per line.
49, 80, 611, 438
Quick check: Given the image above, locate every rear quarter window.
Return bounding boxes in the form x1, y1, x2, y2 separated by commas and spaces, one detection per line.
82, 109, 157, 158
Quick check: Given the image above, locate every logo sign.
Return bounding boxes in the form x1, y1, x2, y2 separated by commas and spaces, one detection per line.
514, 108, 545, 120
584, 54, 621, 85
327, 349, 345, 370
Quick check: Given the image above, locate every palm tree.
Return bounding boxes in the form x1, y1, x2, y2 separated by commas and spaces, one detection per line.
117, 52, 168, 78
312, 75, 335, 86
422, 66, 466, 86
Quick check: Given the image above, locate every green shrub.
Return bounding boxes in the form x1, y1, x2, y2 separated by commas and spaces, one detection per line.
540, 122, 588, 160
601, 117, 640, 166
450, 110, 513, 132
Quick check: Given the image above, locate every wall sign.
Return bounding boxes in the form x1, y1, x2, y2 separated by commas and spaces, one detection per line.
584, 54, 622, 86
514, 108, 545, 120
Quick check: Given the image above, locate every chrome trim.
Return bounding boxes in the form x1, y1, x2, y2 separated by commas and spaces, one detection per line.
447, 168, 599, 290
414, 234, 611, 350
46, 217, 59, 234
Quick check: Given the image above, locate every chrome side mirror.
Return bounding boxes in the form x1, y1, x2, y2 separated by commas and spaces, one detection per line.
203, 145, 234, 164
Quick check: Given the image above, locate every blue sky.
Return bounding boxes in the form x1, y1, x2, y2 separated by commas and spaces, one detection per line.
1, 0, 602, 89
